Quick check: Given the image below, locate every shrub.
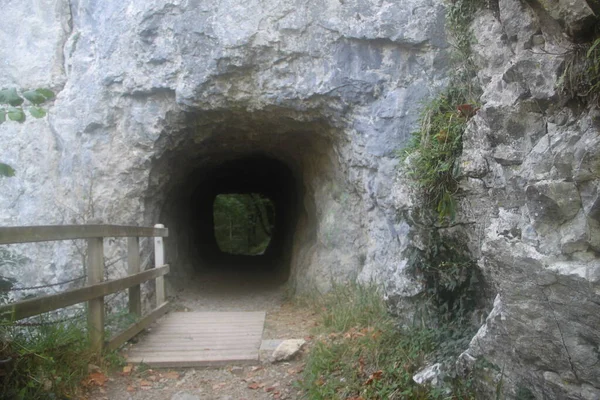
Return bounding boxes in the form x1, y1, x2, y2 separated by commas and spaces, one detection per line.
1, 319, 95, 399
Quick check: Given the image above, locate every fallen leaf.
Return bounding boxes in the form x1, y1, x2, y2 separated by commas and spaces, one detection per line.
358, 357, 365, 374
265, 386, 276, 392
248, 382, 261, 390
164, 371, 180, 380
212, 382, 227, 390
139, 379, 152, 387
86, 372, 108, 387
122, 365, 133, 375
251, 366, 264, 372
364, 370, 383, 386
126, 385, 136, 392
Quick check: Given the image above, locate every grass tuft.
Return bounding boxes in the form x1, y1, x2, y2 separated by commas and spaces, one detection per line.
559, 36, 600, 106
0, 318, 122, 399
299, 282, 476, 399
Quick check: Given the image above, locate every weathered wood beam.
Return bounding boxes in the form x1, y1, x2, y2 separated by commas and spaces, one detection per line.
87, 237, 105, 354
0, 225, 169, 245
0, 265, 170, 321
106, 302, 170, 351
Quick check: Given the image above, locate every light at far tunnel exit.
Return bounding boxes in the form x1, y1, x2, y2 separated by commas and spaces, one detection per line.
213, 193, 276, 256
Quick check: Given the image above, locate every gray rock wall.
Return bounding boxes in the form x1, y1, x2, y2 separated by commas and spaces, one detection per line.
0, 0, 446, 297
451, 0, 600, 398
2, 0, 599, 398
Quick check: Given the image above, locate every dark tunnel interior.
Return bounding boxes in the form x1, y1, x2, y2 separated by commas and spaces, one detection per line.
184, 155, 300, 281
145, 109, 338, 297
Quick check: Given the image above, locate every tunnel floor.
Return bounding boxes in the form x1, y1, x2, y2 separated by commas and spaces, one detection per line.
166, 266, 288, 312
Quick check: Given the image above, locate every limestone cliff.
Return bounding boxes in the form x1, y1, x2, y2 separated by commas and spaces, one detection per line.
0, 0, 599, 398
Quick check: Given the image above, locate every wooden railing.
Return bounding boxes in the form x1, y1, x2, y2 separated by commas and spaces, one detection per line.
0, 224, 170, 353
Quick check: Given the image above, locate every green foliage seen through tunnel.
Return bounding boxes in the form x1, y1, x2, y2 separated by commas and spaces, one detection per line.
213, 193, 275, 256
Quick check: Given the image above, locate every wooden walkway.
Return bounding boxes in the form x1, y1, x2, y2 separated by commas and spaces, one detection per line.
126, 311, 266, 367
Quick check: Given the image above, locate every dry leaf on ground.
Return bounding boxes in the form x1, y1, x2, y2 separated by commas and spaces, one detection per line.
85, 372, 108, 387
364, 370, 383, 386
163, 371, 180, 379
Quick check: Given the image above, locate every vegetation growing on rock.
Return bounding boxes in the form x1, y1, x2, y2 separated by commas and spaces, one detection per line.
402, 0, 483, 221
559, 35, 600, 105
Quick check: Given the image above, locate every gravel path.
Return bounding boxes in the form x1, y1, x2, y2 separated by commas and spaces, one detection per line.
88, 268, 317, 400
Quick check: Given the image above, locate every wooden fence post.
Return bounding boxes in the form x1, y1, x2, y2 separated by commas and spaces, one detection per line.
87, 237, 104, 354
128, 237, 141, 316
154, 224, 166, 306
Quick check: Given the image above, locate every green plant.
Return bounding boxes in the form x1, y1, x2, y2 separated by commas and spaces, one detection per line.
515, 385, 536, 400
0, 163, 15, 178
401, 0, 483, 221
1, 319, 91, 399
0, 316, 124, 399
0, 88, 54, 123
558, 36, 600, 105
403, 88, 475, 221
0, 87, 55, 178
308, 281, 389, 334
299, 283, 477, 399
213, 193, 275, 255
407, 233, 481, 322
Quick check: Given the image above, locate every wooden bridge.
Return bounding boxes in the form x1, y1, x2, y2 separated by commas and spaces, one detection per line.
0, 225, 266, 367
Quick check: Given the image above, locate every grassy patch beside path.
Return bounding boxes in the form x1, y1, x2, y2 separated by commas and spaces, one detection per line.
298, 283, 475, 400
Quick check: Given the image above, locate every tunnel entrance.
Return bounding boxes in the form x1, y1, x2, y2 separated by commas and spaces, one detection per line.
213, 193, 275, 256
144, 108, 347, 301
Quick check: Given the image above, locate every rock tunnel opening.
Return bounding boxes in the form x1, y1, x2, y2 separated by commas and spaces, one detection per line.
184, 155, 299, 279
145, 108, 341, 295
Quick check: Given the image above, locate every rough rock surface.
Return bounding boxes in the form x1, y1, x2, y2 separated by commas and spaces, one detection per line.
0, 0, 447, 299
412, 363, 442, 386
271, 339, 306, 362
449, 0, 600, 398
1, 0, 600, 399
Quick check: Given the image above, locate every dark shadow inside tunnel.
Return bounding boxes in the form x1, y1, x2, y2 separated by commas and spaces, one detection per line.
144, 108, 338, 301
186, 156, 299, 280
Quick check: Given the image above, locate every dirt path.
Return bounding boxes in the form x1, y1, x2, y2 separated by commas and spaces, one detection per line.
88, 269, 317, 400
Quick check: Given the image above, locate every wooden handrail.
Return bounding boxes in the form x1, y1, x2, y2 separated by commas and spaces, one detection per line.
0, 265, 170, 321
0, 223, 171, 354
0, 224, 169, 245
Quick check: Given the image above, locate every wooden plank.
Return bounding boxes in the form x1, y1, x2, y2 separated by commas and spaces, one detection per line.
154, 224, 166, 306
87, 238, 105, 354
0, 265, 170, 321
0, 225, 169, 245
126, 354, 259, 368
128, 343, 263, 351
106, 302, 170, 351
127, 237, 141, 317
126, 311, 265, 367
165, 311, 266, 319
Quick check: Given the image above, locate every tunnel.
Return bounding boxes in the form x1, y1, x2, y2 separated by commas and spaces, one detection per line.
185, 155, 299, 280
143, 107, 344, 296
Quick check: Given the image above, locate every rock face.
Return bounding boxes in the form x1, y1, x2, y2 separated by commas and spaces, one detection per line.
271, 339, 306, 362
1, 0, 600, 398
452, 0, 600, 398
0, 0, 448, 295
